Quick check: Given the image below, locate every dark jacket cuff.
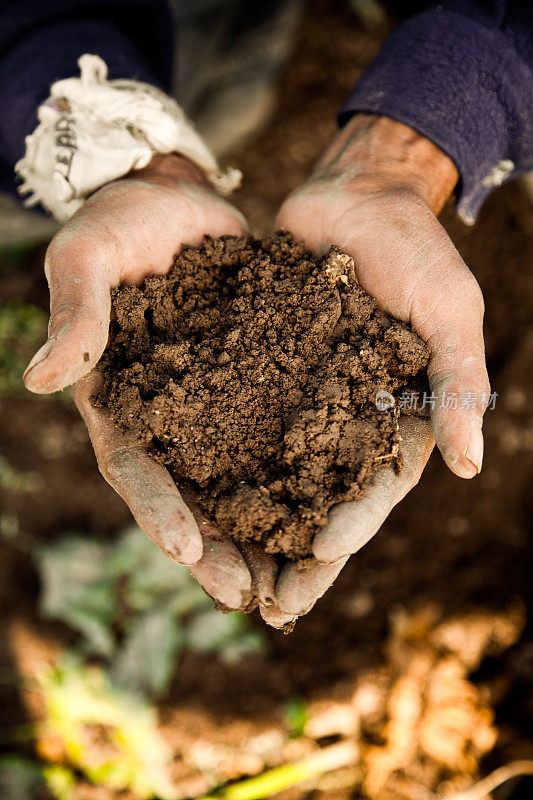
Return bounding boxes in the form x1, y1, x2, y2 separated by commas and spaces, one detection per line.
339, 8, 533, 223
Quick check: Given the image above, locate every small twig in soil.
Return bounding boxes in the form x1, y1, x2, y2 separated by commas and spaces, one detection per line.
374, 407, 401, 463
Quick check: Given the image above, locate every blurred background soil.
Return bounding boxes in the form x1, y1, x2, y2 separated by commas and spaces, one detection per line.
0, 1, 532, 798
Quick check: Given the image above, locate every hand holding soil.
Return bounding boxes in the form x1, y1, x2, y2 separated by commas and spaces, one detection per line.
278, 114, 489, 483
24, 154, 255, 612
268, 114, 490, 622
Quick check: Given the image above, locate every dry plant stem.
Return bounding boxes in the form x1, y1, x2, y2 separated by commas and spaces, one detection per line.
444, 760, 533, 800
197, 741, 358, 800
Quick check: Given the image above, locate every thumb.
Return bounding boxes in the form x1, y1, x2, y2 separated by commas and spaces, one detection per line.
23, 237, 114, 394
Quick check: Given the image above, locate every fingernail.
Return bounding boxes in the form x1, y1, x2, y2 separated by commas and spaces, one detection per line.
23, 337, 57, 385
259, 604, 297, 630
465, 419, 484, 475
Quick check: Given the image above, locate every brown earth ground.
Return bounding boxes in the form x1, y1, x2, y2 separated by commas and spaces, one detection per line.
1, 1, 532, 798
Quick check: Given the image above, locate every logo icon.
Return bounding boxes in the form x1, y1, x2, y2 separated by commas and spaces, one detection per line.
375, 390, 395, 411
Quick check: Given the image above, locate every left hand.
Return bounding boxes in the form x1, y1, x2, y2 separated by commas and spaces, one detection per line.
25, 153, 254, 611
261, 114, 489, 626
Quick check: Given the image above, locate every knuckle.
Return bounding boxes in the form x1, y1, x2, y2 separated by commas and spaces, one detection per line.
46, 229, 86, 265
98, 446, 134, 485
47, 228, 118, 278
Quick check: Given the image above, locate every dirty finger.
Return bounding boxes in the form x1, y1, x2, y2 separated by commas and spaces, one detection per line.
73, 372, 203, 565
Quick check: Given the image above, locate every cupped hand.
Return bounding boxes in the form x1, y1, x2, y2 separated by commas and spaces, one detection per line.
24, 154, 253, 610
263, 114, 489, 625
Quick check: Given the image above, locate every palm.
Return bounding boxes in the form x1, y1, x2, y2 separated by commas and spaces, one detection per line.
75, 176, 247, 286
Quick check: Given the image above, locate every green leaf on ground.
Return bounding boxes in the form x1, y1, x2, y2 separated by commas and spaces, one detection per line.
185, 609, 263, 663
111, 605, 186, 696
38, 536, 117, 656
0, 455, 40, 493
0, 303, 47, 396
284, 698, 309, 738
111, 525, 205, 610
35, 525, 265, 698
42, 765, 76, 800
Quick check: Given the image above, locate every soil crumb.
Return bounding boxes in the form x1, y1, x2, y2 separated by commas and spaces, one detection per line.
97, 233, 429, 560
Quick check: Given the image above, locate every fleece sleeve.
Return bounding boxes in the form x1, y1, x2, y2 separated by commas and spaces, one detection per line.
339, 1, 533, 223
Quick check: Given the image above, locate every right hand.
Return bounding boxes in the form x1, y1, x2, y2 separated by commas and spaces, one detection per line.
263, 113, 489, 627
23, 154, 254, 611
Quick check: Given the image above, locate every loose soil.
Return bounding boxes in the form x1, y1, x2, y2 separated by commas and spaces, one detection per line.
97, 234, 428, 560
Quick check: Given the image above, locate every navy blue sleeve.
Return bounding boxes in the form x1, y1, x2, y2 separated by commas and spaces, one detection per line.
0, 0, 174, 190
339, 1, 533, 223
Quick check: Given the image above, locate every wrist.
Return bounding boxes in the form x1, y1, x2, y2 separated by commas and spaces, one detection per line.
314, 114, 458, 214
124, 153, 211, 190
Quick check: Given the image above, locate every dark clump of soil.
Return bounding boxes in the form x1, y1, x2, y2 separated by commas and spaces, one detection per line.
97, 233, 429, 560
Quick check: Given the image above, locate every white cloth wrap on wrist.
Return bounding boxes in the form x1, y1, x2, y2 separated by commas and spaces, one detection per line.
15, 54, 242, 222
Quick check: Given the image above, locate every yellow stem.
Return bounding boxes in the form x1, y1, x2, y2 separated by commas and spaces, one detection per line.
197, 741, 358, 800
